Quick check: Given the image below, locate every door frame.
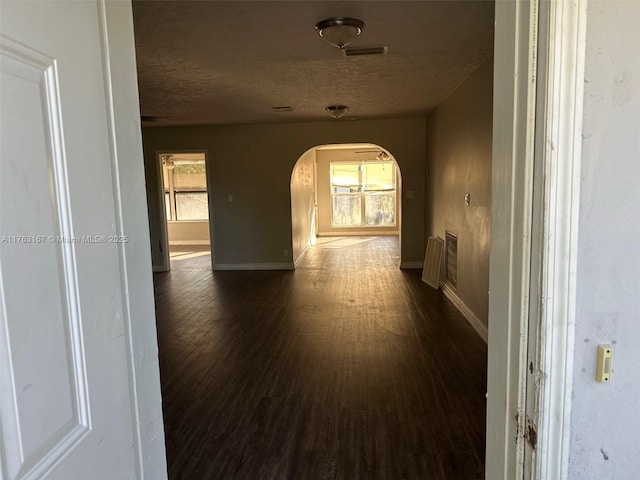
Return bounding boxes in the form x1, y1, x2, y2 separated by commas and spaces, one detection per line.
154, 149, 211, 272
105, 0, 589, 477
95, 1, 169, 477
487, 0, 588, 479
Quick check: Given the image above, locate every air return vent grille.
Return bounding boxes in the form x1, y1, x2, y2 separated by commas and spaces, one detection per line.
343, 46, 388, 57
422, 236, 444, 289
445, 231, 458, 289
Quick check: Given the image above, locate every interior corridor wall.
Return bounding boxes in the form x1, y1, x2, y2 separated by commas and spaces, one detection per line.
142, 118, 426, 268
424, 59, 493, 326
290, 148, 316, 265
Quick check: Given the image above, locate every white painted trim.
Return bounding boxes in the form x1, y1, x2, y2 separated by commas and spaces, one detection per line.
97, 5, 143, 476
486, 1, 540, 478
168, 240, 210, 246
99, 2, 168, 478
294, 245, 310, 266
399, 261, 423, 269
317, 230, 399, 237
534, 1, 587, 478
155, 152, 170, 273
440, 282, 488, 343
213, 262, 294, 271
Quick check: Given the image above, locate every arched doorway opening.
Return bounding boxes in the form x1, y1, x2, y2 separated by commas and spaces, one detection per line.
290, 143, 403, 268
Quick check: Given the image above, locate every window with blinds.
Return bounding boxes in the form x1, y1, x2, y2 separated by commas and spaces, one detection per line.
162, 157, 209, 221
330, 161, 396, 227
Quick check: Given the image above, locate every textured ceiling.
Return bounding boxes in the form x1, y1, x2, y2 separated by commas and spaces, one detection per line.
132, 1, 494, 126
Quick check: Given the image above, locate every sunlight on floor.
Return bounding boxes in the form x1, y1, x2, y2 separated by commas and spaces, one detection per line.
313, 236, 378, 249
170, 250, 210, 261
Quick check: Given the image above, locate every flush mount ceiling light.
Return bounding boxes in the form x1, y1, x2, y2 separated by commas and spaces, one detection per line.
326, 105, 349, 119
376, 151, 390, 161
315, 17, 364, 49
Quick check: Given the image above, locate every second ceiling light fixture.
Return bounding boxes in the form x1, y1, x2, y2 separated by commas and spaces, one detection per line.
316, 17, 365, 119
315, 17, 365, 49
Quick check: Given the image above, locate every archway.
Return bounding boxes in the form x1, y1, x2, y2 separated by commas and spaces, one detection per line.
290, 143, 403, 268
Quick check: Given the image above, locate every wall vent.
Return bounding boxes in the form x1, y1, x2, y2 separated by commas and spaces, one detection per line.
343, 46, 388, 57
445, 231, 458, 289
422, 236, 444, 289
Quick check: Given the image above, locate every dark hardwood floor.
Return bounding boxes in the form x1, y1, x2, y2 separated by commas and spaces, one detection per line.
153, 236, 487, 480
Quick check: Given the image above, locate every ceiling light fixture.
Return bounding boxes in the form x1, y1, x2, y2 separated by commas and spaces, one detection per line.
376, 151, 390, 161
325, 105, 349, 119
315, 17, 364, 49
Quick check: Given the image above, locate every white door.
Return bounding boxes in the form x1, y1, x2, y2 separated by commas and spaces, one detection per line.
0, 2, 166, 479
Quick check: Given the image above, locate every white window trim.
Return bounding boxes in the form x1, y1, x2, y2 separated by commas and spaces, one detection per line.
329, 160, 397, 228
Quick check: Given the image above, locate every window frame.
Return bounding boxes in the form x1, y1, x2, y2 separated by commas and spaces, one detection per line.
329, 160, 397, 228
162, 159, 209, 222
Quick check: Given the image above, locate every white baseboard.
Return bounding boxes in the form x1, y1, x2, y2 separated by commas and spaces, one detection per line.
213, 262, 294, 271
440, 282, 488, 343
400, 261, 424, 269
168, 240, 210, 246
294, 246, 310, 266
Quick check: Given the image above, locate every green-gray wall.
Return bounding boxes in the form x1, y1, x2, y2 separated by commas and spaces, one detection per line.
142, 118, 426, 269
425, 59, 493, 326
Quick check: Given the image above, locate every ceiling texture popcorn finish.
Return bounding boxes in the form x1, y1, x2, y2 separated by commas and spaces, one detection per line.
132, 0, 494, 126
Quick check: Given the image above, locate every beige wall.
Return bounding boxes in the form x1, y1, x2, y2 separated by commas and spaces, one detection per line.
167, 221, 210, 245
315, 148, 400, 236
142, 118, 426, 269
425, 59, 493, 326
290, 148, 315, 265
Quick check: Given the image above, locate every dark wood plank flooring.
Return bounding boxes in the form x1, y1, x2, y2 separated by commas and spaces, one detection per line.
153, 236, 486, 480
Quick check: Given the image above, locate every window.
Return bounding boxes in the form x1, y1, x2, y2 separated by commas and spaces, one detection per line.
330, 160, 396, 227
162, 156, 209, 221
